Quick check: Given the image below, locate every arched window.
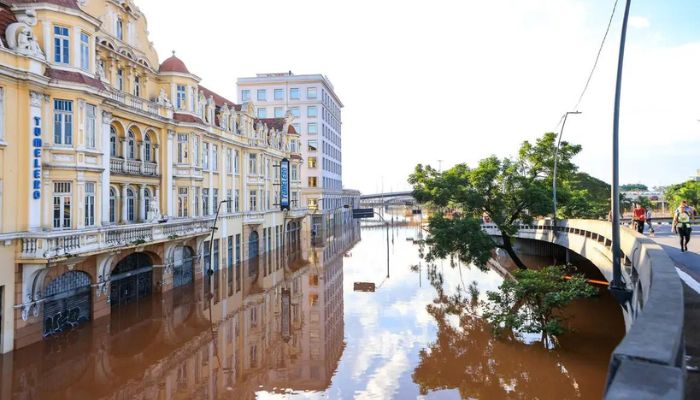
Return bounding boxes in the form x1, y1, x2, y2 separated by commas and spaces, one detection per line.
109, 187, 116, 223
110, 126, 117, 157
144, 134, 152, 162
127, 130, 135, 159
126, 188, 135, 222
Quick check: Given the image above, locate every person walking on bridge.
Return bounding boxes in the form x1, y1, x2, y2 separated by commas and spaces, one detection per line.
632, 203, 646, 234
672, 200, 695, 252
646, 208, 655, 235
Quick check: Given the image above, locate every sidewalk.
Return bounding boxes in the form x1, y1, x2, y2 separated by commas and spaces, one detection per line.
648, 227, 700, 400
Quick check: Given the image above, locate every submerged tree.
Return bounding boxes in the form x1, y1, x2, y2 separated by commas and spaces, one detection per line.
409, 132, 581, 269
482, 265, 597, 347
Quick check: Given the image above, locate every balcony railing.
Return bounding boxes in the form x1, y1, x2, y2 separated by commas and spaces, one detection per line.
19, 218, 215, 259
243, 211, 265, 225
102, 89, 173, 120
110, 158, 160, 177
286, 208, 308, 219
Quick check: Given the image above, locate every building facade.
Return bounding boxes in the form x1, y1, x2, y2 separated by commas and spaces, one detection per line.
237, 73, 347, 246
0, 0, 306, 353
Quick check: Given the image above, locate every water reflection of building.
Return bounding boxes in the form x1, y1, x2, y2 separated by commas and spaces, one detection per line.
0, 221, 360, 400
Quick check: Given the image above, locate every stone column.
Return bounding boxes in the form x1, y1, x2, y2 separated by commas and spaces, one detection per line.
139, 185, 146, 222
166, 131, 174, 217
101, 111, 112, 225
121, 185, 128, 223
139, 141, 145, 173
154, 144, 160, 165
121, 138, 128, 165
28, 92, 43, 230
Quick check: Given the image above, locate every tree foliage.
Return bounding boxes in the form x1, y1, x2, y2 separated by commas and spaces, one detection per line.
558, 172, 610, 219
482, 266, 597, 347
409, 132, 581, 269
621, 183, 649, 191
665, 180, 700, 209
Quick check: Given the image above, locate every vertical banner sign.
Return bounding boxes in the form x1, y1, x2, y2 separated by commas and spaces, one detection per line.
280, 158, 290, 210
281, 287, 291, 343
32, 116, 42, 199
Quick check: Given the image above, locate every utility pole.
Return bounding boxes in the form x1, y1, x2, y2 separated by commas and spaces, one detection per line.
553, 111, 582, 228
610, 0, 633, 304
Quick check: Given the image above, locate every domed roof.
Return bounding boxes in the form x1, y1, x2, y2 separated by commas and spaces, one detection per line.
159, 52, 190, 74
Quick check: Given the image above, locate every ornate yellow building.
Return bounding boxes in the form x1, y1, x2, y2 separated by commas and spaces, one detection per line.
0, 0, 306, 353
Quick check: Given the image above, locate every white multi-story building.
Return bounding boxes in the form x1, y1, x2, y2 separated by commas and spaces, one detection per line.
237, 73, 346, 244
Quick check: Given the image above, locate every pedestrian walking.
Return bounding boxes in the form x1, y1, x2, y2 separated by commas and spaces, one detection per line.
646, 209, 654, 235
632, 203, 646, 234
672, 200, 695, 252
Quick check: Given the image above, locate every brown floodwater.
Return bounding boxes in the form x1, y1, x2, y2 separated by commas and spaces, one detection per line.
0, 222, 624, 399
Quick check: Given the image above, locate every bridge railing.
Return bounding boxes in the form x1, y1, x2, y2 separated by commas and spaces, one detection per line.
482, 219, 685, 399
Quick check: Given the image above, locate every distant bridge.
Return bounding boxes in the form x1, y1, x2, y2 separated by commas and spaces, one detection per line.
484, 220, 684, 399
360, 191, 416, 207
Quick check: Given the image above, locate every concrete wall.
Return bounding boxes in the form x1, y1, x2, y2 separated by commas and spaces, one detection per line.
483, 219, 685, 399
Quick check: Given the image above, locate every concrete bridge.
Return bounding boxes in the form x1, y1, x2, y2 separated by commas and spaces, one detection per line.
483, 219, 685, 399
359, 191, 416, 207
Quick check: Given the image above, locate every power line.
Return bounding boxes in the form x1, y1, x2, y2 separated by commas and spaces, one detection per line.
552, 0, 620, 132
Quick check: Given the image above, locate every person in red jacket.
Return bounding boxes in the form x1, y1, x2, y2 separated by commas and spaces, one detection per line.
632, 203, 646, 234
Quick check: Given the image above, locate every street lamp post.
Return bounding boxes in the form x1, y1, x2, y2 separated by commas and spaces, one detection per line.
553, 111, 581, 229
610, 0, 633, 303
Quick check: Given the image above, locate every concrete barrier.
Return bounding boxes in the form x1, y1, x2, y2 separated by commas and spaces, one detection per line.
482, 219, 685, 399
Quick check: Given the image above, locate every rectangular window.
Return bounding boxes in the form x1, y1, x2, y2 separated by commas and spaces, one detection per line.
289, 88, 299, 100
117, 69, 123, 91
202, 142, 209, 170
308, 122, 318, 134
225, 148, 232, 174
234, 150, 240, 174
212, 145, 218, 172
291, 164, 298, 181
248, 154, 257, 175
307, 106, 317, 118
274, 107, 284, 118
308, 176, 317, 188
177, 85, 186, 110
307, 87, 317, 99
308, 140, 318, 152
53, 99, 73, 145
235, 189, 240, 212
274, 89, 284, 100
241, 90, 250, 102
226, 190, 232, 212
80, 32, 89, 71
86, 104, 96, 148
54, 26, 70, 65
178, 187, 188, 217
256, 108, 267, 118
290, 107, 300, 118
213, 189, 219, 212
194, 187, 200, 217
53, 182, 72, 229
202, 188, 209, 216
116, 18, 123, 40
193, 136, 200, 166
308, 157, 317, 169
84, 183, 95, 226
177, 134, 187, 163
249, 190, 257, 211
256, 89, 266, 101
134, 76, 140, 97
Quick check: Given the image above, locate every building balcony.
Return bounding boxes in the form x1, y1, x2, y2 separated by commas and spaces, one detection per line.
19, 218, 214, 260
102, 89, 172, 119
110, 158, 160, 177
243, 211, 265, 225
285, 208, 308, 219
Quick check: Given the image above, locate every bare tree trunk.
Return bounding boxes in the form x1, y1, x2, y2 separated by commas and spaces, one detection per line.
501, 234, 528, 270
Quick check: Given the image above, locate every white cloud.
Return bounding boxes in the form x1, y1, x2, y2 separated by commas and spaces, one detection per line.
629, 16, 651, 29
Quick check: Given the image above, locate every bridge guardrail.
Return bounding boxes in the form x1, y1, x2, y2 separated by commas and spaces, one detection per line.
482, 219, 685, 399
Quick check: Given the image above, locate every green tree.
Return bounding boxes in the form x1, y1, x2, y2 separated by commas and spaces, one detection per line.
558, 172, 610, 219
482, 266, 597, 347
409, 133, 581, 270
665, 180, 700, 210
621, 183, 648, 191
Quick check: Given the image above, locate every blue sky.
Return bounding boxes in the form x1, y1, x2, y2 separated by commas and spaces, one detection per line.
139, 0, 700, 193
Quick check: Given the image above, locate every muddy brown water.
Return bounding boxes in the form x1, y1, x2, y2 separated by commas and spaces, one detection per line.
0, 224, 624, 399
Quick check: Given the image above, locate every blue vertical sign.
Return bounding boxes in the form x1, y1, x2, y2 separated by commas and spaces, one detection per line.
280, 158, 290, 210
32, 116, 42, 200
